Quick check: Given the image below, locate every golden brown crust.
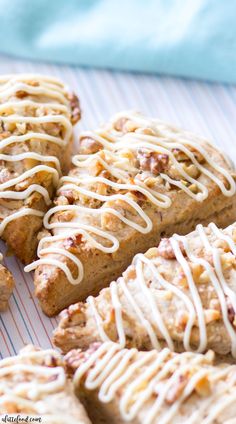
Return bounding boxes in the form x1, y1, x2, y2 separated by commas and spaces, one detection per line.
0, 262, 14, 310
38, 193, 236, 317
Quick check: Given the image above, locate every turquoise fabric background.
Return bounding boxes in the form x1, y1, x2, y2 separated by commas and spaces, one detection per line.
0, 0, 235, 83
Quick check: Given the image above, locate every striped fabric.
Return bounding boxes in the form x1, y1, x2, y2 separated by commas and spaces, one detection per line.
0, 54, 236, 357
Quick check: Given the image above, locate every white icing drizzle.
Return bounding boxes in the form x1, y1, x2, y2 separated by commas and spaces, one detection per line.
73, 342, 236, 424
25, 111, 236, 284
0, 348, 66, 411
85, 222, 236, 356
0, 74, 73, 236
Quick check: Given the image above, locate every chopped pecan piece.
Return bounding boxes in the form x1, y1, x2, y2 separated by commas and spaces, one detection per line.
15, 90, 28, 98
57, 210, 74, 222
132, 190, 146, 202
138, 127, 156, 136
28, 80, 40, 87
165, 374, 189, 404
65, 343, 101, 374
63, 234, 82, 251
137, 149, 169, 175
78, 136, 102, 155
1, 401, 18, 413
227, 299, 236, 326
198, 270, 210, 284
203, 309, 220, 324
195, 375, 211, 397
172, 147, 205, 164
189, 183, 198, 194
0, 168, 13, 184
65, 350, 86, 375
68, 92, 81, 124
124, 265, 137, 280
0, 130, 11, 140
55, 195, 70, 206
174, 272, 188, 288
182, 163, 200, 179
59, 189, 75, 204
72, 234, 83, 245
157, 238, 185, 260
172, 148, 188, 162
43, 354, 61, 368
175, 311, 189, 331
113, 117, 129, 132
101, 209, 125, 231
221, 252, 236, 270
190, 263, 205, 283
42, 121, 61, 137
191, 148, 205, 163
213, 239, 230, 252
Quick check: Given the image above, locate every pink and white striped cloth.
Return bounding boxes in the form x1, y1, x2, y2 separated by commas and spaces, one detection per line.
1, 54, 236, 357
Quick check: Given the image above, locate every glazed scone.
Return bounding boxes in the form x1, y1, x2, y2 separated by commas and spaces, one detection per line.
65, 342, 236, 424
0, 74, 80, 264
0, 345, 91, 423
26, 111, 236, 315
0, 252, 14, 310
54, 222, 236, 357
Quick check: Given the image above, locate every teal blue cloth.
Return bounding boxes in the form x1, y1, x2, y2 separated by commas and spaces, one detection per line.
0, 0, 235, 83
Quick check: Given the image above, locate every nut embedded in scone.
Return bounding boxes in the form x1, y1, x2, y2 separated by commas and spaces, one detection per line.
65, 342, 236, 424
26, 111, 236, 316
0, 345, 91, 423
137, 149, 169, 175
0, 74, 81, 264
53, 221, 236, 358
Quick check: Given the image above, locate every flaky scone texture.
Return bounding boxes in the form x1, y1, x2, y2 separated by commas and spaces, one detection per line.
0, 253, 14, 310
54, 222, 236, 358
0, 74, 80, 264
0, 345, 91, 423
65, 342, 236, 424
28, 110, 236, 315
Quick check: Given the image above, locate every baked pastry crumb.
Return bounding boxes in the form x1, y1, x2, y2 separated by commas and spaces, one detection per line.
26, 110, 236, 315
0, 252, 14, 310
54, 221, 236, 358
65, 341, 236, 424
0, 74, 80, 264
0, 344, 91, 423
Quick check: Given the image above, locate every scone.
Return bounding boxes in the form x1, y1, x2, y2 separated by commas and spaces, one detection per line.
26, 111, 236, 315
0, 345, 91, 423
0, 252, 14, 310
0, 74, 80, 264
65, 341, 236, 424
54, 222, 236, 358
